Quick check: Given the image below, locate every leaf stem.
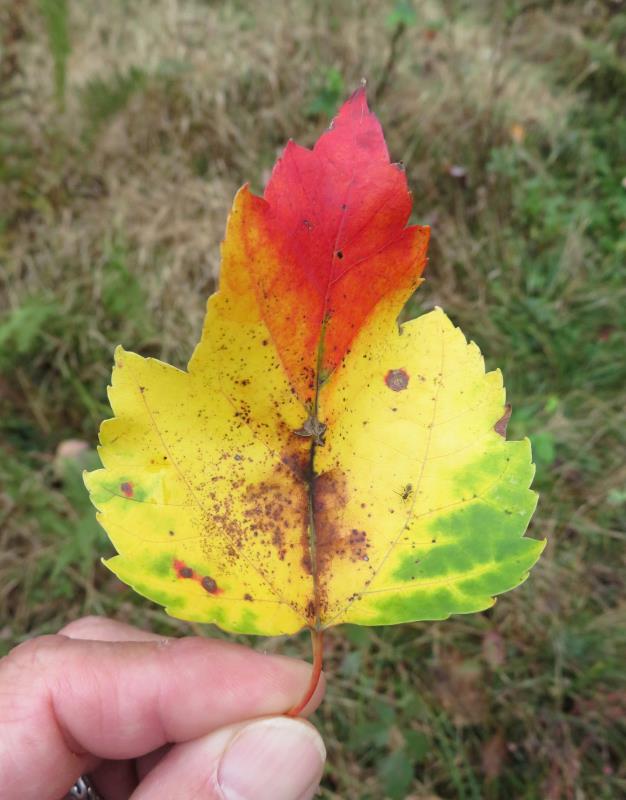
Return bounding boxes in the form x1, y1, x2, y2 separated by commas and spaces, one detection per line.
285, 628, 324, 717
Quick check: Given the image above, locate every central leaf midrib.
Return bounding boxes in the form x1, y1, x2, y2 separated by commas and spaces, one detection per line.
304, 209, 348, 625
303, 142, 361, 630
306, 311, 328, 630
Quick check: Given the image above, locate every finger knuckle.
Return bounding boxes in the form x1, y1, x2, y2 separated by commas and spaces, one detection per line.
0, 635, 64, 678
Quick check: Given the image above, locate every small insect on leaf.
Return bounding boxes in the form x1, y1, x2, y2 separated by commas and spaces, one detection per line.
395, 483, 414, 502
85, 89, 544, 692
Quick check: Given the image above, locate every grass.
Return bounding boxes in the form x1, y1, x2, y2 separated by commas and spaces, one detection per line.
1, 0, 625, 797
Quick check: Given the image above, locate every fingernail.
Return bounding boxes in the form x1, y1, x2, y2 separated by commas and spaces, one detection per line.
217, 717, 326, 800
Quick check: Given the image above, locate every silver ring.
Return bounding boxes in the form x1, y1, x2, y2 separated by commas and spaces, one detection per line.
66, 775, 103, 800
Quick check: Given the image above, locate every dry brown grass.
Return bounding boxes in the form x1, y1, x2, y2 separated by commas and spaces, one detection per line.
3, 0, 576, 347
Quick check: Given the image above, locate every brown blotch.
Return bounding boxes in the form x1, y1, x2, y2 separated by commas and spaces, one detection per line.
494, 404, 512, 438
242, 456, 309, 568
195, 428, 310, 618
120, 481, 133, 498
244, 593, 253, 601
311, 469, 371, 616
272, 526, 286, 561
385, 368, 410, 392
280, 448, 310, 483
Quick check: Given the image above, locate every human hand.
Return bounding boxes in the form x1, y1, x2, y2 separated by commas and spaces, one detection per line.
0, 616, 326, 800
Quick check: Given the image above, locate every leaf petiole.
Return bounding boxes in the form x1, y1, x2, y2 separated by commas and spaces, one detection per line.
285, 628, 324, 717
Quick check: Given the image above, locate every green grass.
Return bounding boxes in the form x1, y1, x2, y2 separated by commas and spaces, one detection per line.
1, 1, 625, 797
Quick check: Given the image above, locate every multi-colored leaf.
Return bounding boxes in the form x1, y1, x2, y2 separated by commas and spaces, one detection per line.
85, 89, 544, 640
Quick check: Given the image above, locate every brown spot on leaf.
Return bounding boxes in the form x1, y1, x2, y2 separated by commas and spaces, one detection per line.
385, 368, 409, 392
174, 559, 222, 596
173, 559, 192, 579
201, 576, 218, 594
349, 528, 367, 544
494, 404, 512, 438
301, 365, 316, 393
120, 482, 133, 497
244, 593, 253, 601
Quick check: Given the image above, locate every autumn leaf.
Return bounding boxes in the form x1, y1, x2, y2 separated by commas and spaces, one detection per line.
85, 89, 544, 704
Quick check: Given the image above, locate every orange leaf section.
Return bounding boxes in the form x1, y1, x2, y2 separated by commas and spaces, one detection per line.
239, 88, 430, 405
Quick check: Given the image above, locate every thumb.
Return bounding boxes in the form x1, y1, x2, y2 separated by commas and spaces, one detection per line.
131, 716, 326, 800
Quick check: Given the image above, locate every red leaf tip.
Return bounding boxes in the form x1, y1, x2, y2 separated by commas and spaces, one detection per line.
315, 86, 389, 165
230, 87, 429, 403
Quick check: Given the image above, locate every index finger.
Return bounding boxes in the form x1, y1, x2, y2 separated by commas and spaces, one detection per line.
0, 632, 324, 800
